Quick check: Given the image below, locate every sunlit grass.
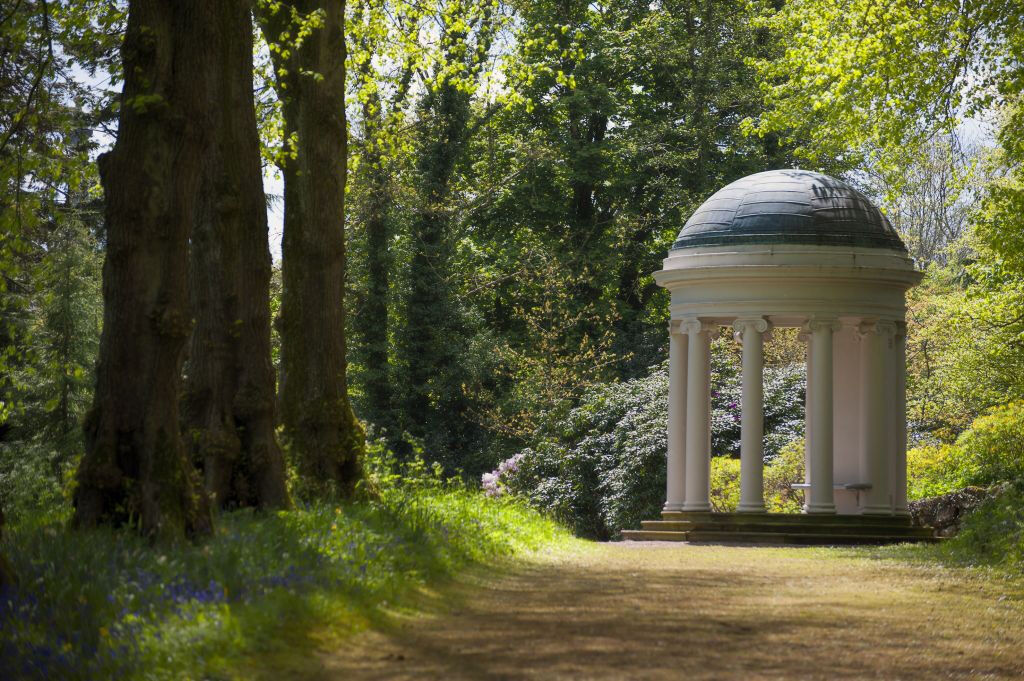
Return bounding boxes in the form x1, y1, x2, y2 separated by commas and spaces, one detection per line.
854, 481, 1024, 579
0, 468, 569, 681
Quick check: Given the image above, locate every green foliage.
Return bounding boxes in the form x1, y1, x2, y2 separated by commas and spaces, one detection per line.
938, 482, 1024, 572
0, 446, 568, 680
707, 441, 807, 514
491, 357, 806, 538
747, 0, 1023, 179
0, 198, 103, 523
709, 457, 740, 512
342, 0, 829, 476
0, 0, 111, 524
764, 440, 807, 514
906, 444, 969, 500
907, 401, 1024, 500
953, 402, 1024, 486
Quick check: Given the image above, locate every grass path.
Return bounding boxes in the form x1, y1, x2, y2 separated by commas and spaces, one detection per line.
264, 542, 1024, 680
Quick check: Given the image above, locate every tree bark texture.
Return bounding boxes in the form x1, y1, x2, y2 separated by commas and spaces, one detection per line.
259, 0, 364, 498
183, 0, 289, 511
73, 0, 213, 539
0, 504, 14, 589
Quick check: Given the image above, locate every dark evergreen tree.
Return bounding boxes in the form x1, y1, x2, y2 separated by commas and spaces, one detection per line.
391, 0, 497, 470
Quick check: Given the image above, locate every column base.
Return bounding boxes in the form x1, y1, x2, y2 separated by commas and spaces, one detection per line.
682, 501, 711, 512
861, 505, 894, 516
663, 502, 685, 512
803, 503, 836, 514
894, 508, 912, 517
736, 503, 766, 513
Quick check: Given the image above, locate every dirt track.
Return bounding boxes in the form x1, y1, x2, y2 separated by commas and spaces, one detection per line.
306, 543, 1024, 680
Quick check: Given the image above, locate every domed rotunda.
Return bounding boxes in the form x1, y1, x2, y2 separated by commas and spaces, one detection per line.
626, 169, 929, 542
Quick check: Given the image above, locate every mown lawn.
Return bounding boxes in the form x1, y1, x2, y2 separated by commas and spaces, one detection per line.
314, 541, 1024, 680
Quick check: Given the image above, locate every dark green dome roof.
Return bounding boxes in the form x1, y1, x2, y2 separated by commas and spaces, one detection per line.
673, 169, 906, 251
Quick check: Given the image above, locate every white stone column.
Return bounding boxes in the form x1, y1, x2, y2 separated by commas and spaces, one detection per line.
893, 323, 910, 516
800, 328, 813, 492
804, 318, 839, 514
683, 318, 717, 512
892, 323, 909, 516
734, 317, 770, 513
859, 320, 896, 515
664, 321, 688, 512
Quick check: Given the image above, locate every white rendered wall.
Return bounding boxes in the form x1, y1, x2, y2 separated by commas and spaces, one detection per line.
833, 323, 862, 514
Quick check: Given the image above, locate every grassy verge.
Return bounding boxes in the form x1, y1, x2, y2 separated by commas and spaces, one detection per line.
0, 458, 570, 681
848, 481, 1024, 578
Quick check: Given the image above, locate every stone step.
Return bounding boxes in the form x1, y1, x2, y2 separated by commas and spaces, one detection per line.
640, 519, 934, 538
621, 528, 939, 545
620, 530, 689, 542
640, 521, 696, 531
660, 511, 915, 527
683, 531, 939, 545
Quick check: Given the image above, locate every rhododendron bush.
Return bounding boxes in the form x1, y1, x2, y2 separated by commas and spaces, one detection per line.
483, 352, 806, 539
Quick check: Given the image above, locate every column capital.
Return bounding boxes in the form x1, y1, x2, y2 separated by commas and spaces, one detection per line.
732, 317, 772, 344
801, 317, 840, 336
681, 317, 719, 337
669, 319, 683, 336
857, 319, 897, 341
895, 320, 908, 340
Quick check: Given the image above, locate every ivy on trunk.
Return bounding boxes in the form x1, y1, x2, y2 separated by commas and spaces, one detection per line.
259, 0, 365, 498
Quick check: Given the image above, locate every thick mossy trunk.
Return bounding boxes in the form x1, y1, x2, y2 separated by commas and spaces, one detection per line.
72, 0, 214, 539
183, 0, 289, 511
259, 0, 364, 498
0, 505, 14, 589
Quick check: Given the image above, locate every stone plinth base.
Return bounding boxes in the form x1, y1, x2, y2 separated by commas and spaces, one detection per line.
620, 511, 938, 545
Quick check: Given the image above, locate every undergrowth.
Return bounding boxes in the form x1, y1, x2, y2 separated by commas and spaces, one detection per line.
0, 448, 569, 680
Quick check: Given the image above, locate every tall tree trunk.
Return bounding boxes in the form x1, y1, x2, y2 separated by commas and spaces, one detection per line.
258, 0, 364, 498
183, 0, 289, 511
0, 503, 14, 589
73, 0, 214, 539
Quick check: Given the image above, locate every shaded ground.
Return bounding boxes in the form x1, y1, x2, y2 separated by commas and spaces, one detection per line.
266, 543, 1024, 680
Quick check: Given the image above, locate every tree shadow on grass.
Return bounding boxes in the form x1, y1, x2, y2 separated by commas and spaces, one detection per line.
308, 543, 1024, 681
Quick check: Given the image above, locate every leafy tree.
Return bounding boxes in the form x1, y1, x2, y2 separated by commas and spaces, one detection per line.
448, 0, 821, 469
344, 0, 418, 432
1, 0, 65, 426
259, 0, 365, 498
747, 0, 1023, 171
0, 1, 114, 522
20, 204, 102, 473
